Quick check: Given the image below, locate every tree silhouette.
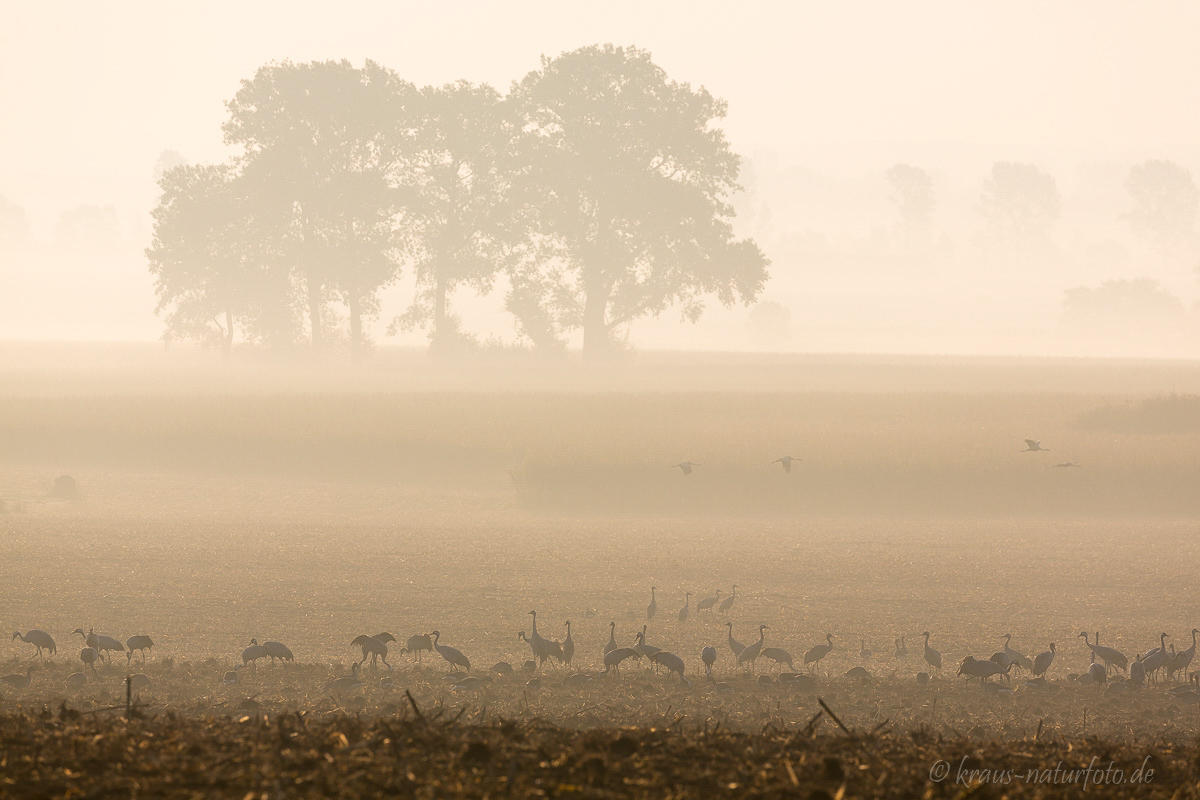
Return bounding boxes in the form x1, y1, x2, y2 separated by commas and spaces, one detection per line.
390, 81, 509, 352
0, 195, 30, 247
506, 44, 768, 356
1124, 160, 1199, 262
885, 164, 934, 255
978, 162, 1060, 265
224, 60, 413, 356
147, 164, 296, 358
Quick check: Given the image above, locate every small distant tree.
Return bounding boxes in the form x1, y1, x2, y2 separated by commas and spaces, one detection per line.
1063, 278, 1186, 336
507, 44, 769, 357
55, 204, 122, 248
1124, 160, 1199, 261
0, 195, 30, 247
390, 81, 509, 353
147, 164, 296, 358
224, 60, 414, 356
885, 164, 934, 255
978, 162, 1060, 264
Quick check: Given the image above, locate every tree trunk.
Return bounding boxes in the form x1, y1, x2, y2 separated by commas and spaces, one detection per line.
222, 309, 234, 363
348, 294, 362, 361
431, 270, 448, 351
306, 271, 324, 353
581, 276, 610, 359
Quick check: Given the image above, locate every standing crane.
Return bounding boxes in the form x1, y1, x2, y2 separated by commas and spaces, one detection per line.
1141, 633, 1170, 683
718, 585, 738, 614
603, 647, 640, 675
1078, 631, 1127, 674
893, 636, 908, 659
1032, 643, 1056, 678
1175, 629, 1198, 675
738, 625, 768, 669
678, 592, 692, 623
647, 588, 658, 621
921, 632, 942, 674
430, 631, 471, 671
701, 646, 717, 677
697, 590, 721, 614
11, 630, 56, 660
804, 634, 834, 672
562, 621, 575, 666
1001, 634, 1033, 671
604, 622, 618, 655
404, 633, 432, 663
79, 647, 97, 672
726, 621, 745, 657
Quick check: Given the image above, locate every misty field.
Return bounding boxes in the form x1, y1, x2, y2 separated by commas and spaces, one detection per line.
3, 352, 1200, 796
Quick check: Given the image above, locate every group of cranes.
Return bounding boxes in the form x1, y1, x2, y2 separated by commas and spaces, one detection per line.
11, 628, 156, 671
646, 586, 737, 622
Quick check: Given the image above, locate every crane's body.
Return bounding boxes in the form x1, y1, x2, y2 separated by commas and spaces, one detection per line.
12, 630, 56, 660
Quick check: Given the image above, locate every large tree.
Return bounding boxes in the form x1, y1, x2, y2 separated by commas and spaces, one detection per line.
978, 162, 1060, 264
506, 44, 768, 356
390, 81, 509, 352
223, 60, 414, 356
1124, 159, 1199, 261
147, 164, 296, 358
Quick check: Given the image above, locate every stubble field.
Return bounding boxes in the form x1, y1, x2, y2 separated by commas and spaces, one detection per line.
2, 349, 1200, 796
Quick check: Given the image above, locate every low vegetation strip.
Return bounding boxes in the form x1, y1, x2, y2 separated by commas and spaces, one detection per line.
0, 709, 1192, 798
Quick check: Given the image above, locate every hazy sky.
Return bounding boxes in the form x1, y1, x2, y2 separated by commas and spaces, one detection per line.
5, 2, 1200, 212
3, 2, 1200, 352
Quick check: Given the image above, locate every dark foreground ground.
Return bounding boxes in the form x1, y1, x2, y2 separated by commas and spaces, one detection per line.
2, 707, 1197, 799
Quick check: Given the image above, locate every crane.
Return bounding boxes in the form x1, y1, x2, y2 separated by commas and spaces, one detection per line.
726, 621, 745, 657
262, 640, 294, 666
957, 656, 1013, 687
1130, 655, 1146, 686
125, 635, 154, 663
604, 622, 618, 655
79, 647, 97, 672
430, 631, 471, 671
634, 629, 662, 661
738, 625, 768, 669
761, 646, 795, 671
647, 587, 658, 621
650, 650, 687, 681
404, 633, 433, 663
1078, 632, 1127, 674
64, 672, 87, 690
325, 663, 364, 694
1141, 633, 1170, 683
352, 634, 391, 670
1032, 643, 1056, 678
921, 632, 942, 673
804, 633, 834, 672
673, 462, 701, 475
11, 630, 56, 660
771, 456, 800, 473
678, 592, 692, 623
0, 668, 33, 691
604, 647, 640, 675
1022, 439, 1049, 452
697, 590, 721, 614
1001, 634, 1033, 671
718, 585, 738, 614
241, 639, 269, 670
860, 639, 873, 660
893, 635, 908, 659
562, 622, 574, 666
701, 646, 717, 677
1175, 629, 1198, 674
73, 628, 124, 661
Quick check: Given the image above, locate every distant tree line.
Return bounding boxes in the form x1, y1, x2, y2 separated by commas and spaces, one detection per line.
146, 45, 769, 359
